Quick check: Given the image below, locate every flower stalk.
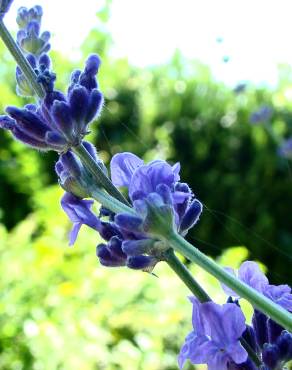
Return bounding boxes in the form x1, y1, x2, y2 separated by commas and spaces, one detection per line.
163, 248, 211, 302
90, 183, 292, 330
168, 231, 292, 331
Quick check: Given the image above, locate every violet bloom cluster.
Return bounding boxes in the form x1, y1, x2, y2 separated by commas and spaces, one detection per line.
179, 261, 292, 369
178, 297, 248, 370
0, 5, 103, 152
60, 152, 203, 271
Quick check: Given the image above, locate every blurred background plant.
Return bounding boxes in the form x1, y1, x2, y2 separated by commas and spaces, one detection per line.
0, 0, 291, 369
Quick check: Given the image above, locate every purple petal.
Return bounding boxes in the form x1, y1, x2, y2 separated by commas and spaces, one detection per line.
264, 284, 292, 311
110, 152, 144, 187
178, 333, 208, 369
221, 267, 238, 297
189, 296, 208, 335
69, 222, 81, 246
129, 161, 176, 201
201, 302, 246, 344
61, 193, 101, 245
238, 261, 269, 293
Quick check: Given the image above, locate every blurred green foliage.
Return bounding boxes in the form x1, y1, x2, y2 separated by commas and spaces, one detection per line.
0, 1, 292, 368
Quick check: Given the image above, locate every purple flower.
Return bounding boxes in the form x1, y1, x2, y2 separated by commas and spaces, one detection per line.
110, 152, 202, 236
61, 192, 101, 246
222, 261, 269, 297
1, 55, 103, 151
110, 152, 143, 187
250, 105, 272, 124
222, 261, 292, 311
178, 297, 247, 370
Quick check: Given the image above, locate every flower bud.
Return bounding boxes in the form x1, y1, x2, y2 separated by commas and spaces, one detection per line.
51, 100, 75, 141
252, 309, 268, 349
55, 152, 88, 198
262, 343, 280, 369
179, 199, 202, 235
127, 255, 157, 270
114, 214, 143, 233
122, 239, 155, 256
97, 243, 126, 267
276, 330, 292, 360
267, 318, 285, 344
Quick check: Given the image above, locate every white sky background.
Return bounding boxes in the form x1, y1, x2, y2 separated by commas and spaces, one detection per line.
4, 0, 292, 87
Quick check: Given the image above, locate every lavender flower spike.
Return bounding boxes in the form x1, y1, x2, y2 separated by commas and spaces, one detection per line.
1, 54, 104, 151
61, 192, 101, 246
178, 297, 247, 369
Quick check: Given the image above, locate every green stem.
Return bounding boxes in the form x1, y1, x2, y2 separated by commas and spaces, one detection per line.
0, 18, 45, 98
90, 186, 135, 216
73, 143, 130, 206
164, 248, 211, 302
168, 231, 292, 331
240, 338, 262, 367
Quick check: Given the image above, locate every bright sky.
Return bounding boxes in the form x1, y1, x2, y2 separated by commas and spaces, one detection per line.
5, 0, 292, 87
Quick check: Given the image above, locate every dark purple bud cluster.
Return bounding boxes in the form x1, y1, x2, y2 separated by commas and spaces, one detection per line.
60, 152, 203, 271
0, 54, 103, 151
251, 310, 292, 369
96, 153, 203, 270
